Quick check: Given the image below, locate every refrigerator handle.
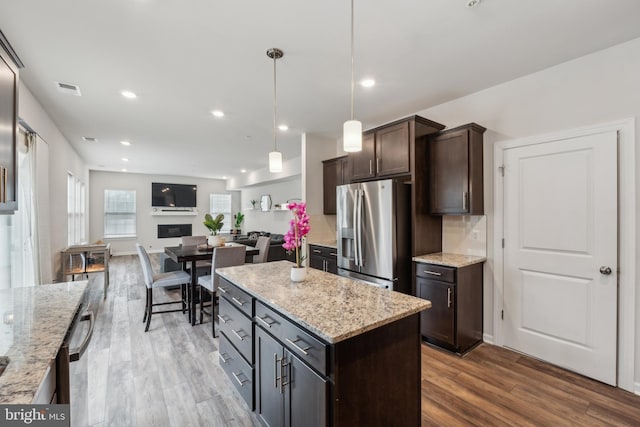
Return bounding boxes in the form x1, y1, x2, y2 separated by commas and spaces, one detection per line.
356, 188, 364, 267
352, 189, 359, 266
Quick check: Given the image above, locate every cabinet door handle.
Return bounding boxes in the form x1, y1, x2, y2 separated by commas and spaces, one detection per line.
274, 353, 281, 390
232, 371, 248, 387
231, 296, 245, 307
0, 166, 5, 203
369, 159, 372, 175
286, 337, 311, 355
423, 270, 441, 276
447, 287, 453, 308
376, 158, 380, 174
280, 357, 290, 390
256, 314, 276, 328
463, 191, 468, 211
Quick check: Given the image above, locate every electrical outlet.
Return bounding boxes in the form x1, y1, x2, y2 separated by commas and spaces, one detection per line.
472, 230, 479, 241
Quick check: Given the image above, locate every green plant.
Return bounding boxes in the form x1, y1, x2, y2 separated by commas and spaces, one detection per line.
203, 213, 224, 235
233, 212, 245, 229
250, 199, 257, 209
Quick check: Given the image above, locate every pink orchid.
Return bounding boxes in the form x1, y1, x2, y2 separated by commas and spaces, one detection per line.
282, 202, 310, 268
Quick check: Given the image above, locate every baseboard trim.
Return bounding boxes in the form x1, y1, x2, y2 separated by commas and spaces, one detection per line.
634, 382, 640, 396
482, 333, 494, 345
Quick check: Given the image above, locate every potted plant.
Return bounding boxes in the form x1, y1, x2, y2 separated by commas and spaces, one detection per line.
204, 213, 225, 246
232, 212, 245, 235
250, 199, 257, 210
283, 202, 310, 282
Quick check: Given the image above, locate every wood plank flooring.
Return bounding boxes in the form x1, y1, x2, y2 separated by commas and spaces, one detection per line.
70, 255, 640, 426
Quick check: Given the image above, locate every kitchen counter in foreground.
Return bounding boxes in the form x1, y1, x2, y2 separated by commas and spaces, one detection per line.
0, 281, 88, 404
413, 252, 486, 268
217, 260, 430, 343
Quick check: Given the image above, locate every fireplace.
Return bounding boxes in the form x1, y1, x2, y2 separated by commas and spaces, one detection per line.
157, 224, 192, 238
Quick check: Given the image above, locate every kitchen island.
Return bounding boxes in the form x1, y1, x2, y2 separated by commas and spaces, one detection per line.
216, 260, 431, 427
0, 281, 88, 404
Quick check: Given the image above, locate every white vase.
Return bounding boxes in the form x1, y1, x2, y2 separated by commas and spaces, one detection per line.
290, 267, 307, 282
208, 235, 225, 247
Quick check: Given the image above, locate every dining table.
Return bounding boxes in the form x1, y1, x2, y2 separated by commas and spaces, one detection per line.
164, 242, 259, 326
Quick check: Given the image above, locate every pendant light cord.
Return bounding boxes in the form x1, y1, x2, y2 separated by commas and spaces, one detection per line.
350, 0, 355, 121
273, 53, 278, 152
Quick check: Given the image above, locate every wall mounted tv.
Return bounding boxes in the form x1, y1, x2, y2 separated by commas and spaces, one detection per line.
152, 183, 197, 208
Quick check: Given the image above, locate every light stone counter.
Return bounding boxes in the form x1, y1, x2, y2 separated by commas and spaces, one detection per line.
413, 252, 486, 268
217, 260, 430, 343
0, 281, 88, 404
307, 241, 337, 250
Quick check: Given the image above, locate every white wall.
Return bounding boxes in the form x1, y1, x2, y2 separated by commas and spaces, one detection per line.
239, 178, 301, 235
18, 82, 88, 282
89, 171, 237, 254
411, 37, 640, 387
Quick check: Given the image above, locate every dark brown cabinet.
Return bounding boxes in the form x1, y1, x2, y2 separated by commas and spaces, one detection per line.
308, 244, 337, 274
0, 46, 19, 214
322, 156, 348, 215
348, 132, 376, 181
349, 121, 411, 181
415, 261, 483, 354
429, 123, 486, 215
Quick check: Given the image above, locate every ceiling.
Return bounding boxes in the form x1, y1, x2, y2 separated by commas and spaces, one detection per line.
1, 0, 640, 181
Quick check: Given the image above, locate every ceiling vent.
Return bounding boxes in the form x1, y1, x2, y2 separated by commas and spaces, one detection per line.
82, 136, 97, 142
56, 82, 82, 96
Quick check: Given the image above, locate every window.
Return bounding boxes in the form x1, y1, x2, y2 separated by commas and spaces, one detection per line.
209, 193, 232, 233
67, 172, 86, 245
104, 189, 137, 238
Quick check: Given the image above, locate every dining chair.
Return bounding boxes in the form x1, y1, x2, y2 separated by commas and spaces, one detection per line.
253, 236, 271, 263
181, 235, 212, 274
197, 245, 246, 337
136, 243, 191, 332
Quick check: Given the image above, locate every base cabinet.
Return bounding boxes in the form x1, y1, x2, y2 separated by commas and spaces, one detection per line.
308, 245, 337, 275
256, 327, 327, 427
415, 262, 483, 354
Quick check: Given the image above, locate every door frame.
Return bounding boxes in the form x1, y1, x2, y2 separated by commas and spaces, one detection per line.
493, 118, 636, 392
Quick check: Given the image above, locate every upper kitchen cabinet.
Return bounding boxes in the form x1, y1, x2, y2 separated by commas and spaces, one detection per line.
429, 123, 486, 215
322, 155, 349, 214
0, 45, 19, 214
348, 116, 445, 182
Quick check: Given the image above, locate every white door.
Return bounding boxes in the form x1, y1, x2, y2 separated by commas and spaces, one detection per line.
502, 130, 618, 385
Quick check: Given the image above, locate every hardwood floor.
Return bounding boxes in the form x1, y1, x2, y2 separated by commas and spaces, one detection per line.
71, 255, 640, 426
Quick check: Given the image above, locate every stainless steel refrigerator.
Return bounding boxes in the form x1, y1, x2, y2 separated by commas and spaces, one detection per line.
336, 179, 411, 292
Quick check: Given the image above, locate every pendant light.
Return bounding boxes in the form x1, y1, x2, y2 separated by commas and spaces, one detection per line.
343, 0, 362, 152
267, 48, 283, 173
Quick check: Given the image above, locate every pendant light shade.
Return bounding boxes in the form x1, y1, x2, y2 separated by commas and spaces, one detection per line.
267, 48, 284, 173
343, 0, 362, 152
343, 120, 362, 152
269, 151, 282, 173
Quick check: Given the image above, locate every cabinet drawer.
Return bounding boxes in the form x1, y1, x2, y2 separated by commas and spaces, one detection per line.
219, 334, 254, 409
218, 278, 253, 317
308, 245, 337, 259
219, 297, 253, 364
255, 301, 328, 375
415, 263, 455, 283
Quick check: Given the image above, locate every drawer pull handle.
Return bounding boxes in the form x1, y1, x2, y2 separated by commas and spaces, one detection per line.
329, 252, 337, 257
286, 337, 311, 355
218, 286, 228, 294
312, 249, 322, 254
232, 371, 248, 387
232, 329, 247, 341
231, 296, 245, 306
256, 315, 275, 328
423, 270, 442, 276
218, 352, 231, 364
217, 314, 229, 324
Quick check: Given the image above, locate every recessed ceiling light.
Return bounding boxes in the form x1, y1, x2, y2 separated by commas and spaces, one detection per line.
121, 90, 137, 99
82, 136, 97, 142
222, 176, 227, 180
212, 110, 225, 117
122, 158, 129, 162
120, 141, 131, 146
278, 124, 289, 131
360, 79, 376, 88
241, 169, 247, 173
467, 0, 481, 7
121, 168, 127, 172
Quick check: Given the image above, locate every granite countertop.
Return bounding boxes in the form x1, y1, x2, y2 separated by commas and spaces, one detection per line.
0, 281, 88, 404
217, 261, 430, 344
307, 241, 337, 250
413, 252, 486, 268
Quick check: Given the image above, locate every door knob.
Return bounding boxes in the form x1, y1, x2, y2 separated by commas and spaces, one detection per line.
599, 266, 612, 275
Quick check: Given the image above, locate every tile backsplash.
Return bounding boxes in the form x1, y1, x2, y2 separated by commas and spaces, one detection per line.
442, 215, 487, 257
